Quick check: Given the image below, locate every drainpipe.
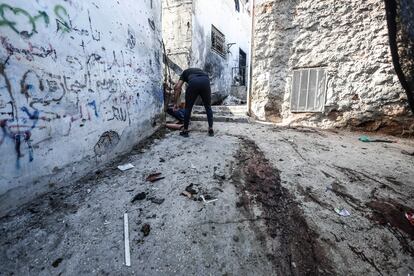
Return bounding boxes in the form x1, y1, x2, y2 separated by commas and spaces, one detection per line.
246, 0, 255, 116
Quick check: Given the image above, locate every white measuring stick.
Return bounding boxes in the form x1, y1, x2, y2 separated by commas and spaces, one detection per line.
124, 213, 131, 267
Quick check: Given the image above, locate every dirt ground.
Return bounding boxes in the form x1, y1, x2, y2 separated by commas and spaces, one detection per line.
0, 121, 413, 275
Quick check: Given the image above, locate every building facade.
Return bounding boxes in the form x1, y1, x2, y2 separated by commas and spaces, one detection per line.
163, 0, 252, 104
250, 0, 413, 134
0, 0, 163, 213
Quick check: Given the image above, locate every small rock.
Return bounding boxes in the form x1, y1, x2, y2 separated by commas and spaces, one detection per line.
159, 158, 166, 162
141, 223, 151, 236
151, 198, 165, 205
131, 192, 146, 203
233, 235, 240, 242
52, 258, 63, 268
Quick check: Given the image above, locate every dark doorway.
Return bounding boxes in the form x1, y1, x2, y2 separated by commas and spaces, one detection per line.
239, 49, 247, 86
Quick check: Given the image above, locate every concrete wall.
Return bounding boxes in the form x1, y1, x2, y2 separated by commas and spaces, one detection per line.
251, 0, 413, 134
0, 0, 163, 214
192, 0, 251, 103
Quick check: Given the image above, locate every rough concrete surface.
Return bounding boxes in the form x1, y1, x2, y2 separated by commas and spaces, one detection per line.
1, 122, 413, 275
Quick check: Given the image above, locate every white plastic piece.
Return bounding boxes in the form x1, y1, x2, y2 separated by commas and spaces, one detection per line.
124, 213, 131, 267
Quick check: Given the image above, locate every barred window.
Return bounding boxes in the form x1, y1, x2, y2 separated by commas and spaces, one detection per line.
211, 25, 226, 58
290, 68, 327, 112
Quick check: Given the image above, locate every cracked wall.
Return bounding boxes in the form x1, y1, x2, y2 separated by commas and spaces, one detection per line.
251, 0, 413, 134
0, 0, 163, 212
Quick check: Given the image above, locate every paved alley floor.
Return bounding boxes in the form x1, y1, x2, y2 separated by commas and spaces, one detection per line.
1, 122, 414, 275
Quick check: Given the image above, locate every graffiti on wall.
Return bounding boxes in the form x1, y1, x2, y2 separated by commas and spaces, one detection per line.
0, 1, 163, 169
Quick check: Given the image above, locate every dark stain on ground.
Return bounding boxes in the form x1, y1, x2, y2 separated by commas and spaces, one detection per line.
232, 138, 334, 275
367, 199, 414, 256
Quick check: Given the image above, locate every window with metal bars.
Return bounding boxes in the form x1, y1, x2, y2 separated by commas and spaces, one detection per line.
211, 25, 226, 58
290, 68, 327, 112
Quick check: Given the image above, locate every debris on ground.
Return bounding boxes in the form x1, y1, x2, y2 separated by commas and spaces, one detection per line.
200, 195, 218, 204
150, 198, 165, 205
334, 207, 351, 217
131, 192, 146, 203
146, 172, 165, 182
358, 136, 394, 143
405, 212, 414, 226
401, 150, 414, 156
141, 223, 151, 237
124, 213, 131, 267
181, 191, 193, 199
118, 163, 135, 171
51, 258, 63, 268
185, 184, 198, 195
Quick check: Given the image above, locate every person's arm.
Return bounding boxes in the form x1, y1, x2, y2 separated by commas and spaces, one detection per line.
173, 80, 184, 108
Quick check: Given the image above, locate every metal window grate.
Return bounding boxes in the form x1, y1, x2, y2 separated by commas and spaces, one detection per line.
211, 25, 226, 58
290, 68, 327, 112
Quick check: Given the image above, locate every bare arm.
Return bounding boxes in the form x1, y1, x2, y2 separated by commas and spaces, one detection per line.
173, 80, 184, 106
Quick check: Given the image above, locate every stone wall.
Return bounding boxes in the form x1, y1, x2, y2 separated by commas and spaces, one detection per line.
251, 0, 413, 134
0, 0, 163, 213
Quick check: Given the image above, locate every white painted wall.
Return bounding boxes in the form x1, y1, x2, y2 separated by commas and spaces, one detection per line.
192, 0, 251, 101
0, 0, 163, 214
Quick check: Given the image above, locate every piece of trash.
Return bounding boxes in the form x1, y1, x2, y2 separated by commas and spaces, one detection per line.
131, 192, 146, 203
103, 220, 110, 225
159, 158, 166, 162
87, 189, 91, 194
334, 207, 351, 217
358, 136, 394, 143
181, 191, 193, 198
118, 163, 135, 171
401, 150, 414, 156
151, 198, 165, 205
146, 172, 165, 183
185, 184, 198, 195
406, 211, 414, 226
200, 195, 218, 204
124, 213, 131, 267
141, 223, 151, 237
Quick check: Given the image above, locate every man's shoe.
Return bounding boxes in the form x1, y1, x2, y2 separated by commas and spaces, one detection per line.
179, 131, 189, 137
208, 129, 214, 137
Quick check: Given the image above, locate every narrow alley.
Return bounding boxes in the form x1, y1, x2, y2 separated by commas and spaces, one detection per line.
1, 122, 413, 275
1, 0, 414, 275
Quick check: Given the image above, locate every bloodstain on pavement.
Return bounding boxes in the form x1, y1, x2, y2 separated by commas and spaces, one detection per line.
233, 138, 334, 275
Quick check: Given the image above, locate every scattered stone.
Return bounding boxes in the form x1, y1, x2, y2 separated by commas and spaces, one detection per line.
151, 198, 165, 205
141, 223, 151, 236
233, 235, 240, 242
131, 192, 146, 202
159, 158, 166, 162
52, 258, 63, 268
185, 184, 198, 195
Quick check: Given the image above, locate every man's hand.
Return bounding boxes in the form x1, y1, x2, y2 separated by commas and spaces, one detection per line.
173, 104, 179, 111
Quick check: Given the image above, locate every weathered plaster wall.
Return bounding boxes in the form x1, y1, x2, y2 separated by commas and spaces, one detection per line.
0, 0, 163, 213
192, 0, 251, 103
252, 0, 413, 134
162, 0, 193, 80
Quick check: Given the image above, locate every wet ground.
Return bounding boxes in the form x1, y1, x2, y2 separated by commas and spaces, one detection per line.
0, 122, 413, 275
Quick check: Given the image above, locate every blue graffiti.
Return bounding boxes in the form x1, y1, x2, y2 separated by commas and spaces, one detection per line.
87, 100, 99, 117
